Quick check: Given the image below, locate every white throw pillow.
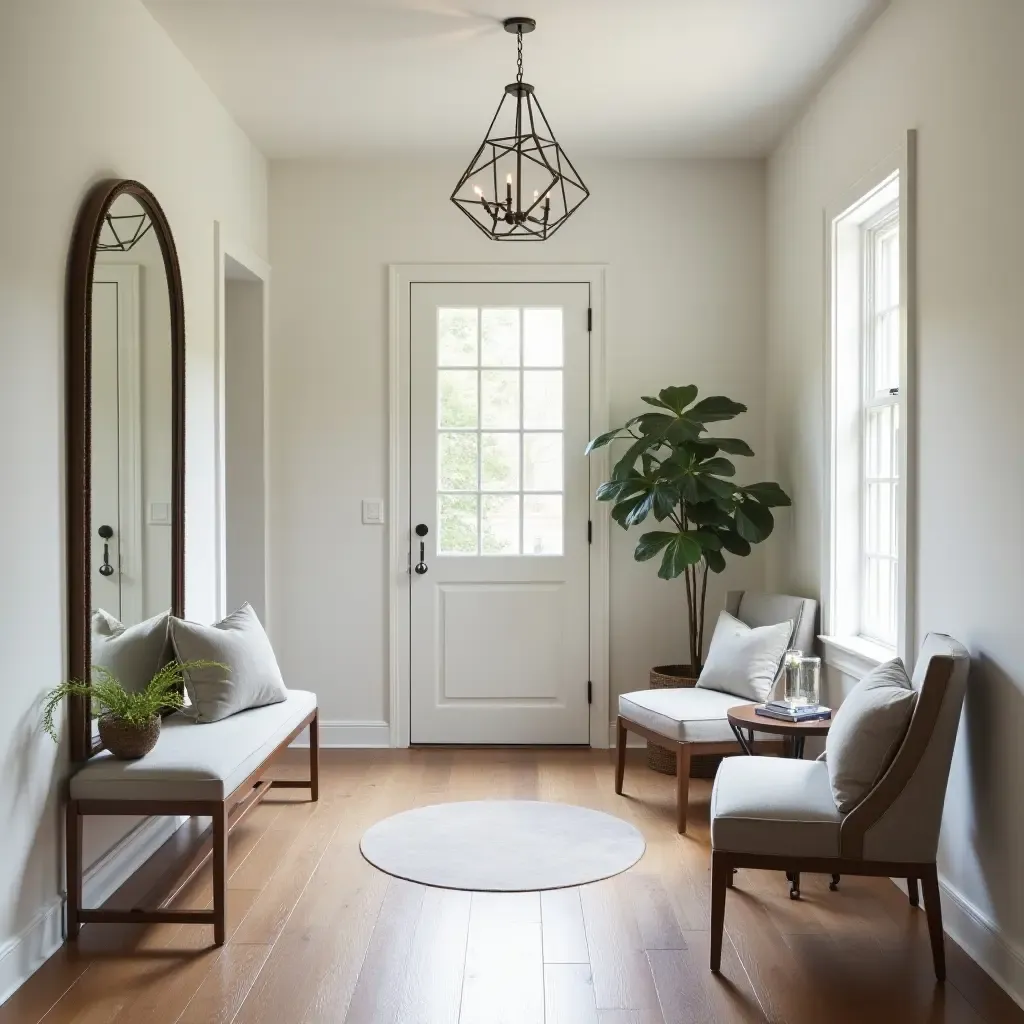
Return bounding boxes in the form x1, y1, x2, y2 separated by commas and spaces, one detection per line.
91, 609, 173, 693
696, 611, 793, 702
169, 603, 288, 723
825, 659, 916, 813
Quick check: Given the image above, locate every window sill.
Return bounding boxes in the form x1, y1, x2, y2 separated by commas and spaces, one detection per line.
819, 634, 895, 680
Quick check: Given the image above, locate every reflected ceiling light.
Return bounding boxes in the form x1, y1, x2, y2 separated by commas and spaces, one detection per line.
97, 212, 153, 252
451, 16, 589, 241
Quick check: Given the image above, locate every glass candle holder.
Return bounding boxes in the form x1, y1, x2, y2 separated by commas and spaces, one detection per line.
793, 656, 821, 707
782, 649, 803, 706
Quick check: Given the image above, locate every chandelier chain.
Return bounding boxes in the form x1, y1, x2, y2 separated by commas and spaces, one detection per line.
516, 28, 523, 83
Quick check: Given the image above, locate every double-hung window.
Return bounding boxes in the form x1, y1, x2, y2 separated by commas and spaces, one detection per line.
824, 139, 915, 673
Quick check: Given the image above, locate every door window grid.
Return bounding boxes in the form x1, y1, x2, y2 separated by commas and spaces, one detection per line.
437, 307, 564, 556
861, 209, 900, 646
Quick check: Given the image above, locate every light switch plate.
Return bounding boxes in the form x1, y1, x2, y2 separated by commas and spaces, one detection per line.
362, 499, 385, 525
149, 501, 171, 525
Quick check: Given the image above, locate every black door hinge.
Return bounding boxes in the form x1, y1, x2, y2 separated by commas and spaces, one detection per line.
587, 681, 593, 704
587, 519, 593, 544
587, 307, 593, 333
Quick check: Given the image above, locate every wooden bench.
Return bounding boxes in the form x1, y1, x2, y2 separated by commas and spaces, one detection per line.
66, 690, 319, 945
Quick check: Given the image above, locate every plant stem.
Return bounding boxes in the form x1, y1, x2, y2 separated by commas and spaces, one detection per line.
697, 561, 709, 673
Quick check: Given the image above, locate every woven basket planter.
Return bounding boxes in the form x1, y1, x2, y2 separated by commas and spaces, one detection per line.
98, 714, 161, 760
646, 665, 722, 779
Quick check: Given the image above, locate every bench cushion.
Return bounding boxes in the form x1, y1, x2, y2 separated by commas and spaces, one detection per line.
711, 755, 843, 858
70, 689, 316, 802
618, 687, 749, 743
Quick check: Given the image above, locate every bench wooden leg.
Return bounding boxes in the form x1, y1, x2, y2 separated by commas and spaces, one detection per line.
676, 743, 692, 834
309, 710, 320, 802
614, 717, 627, 795
710, 851, 729, 972
65, 800, 82, 941
213, 804, 228, 946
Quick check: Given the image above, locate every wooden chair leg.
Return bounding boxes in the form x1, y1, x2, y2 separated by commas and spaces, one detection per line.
614, 717, 627, 795
921, 864, 945, 981
907, 876, 920, 907
309, 711, 320, 802
710, 851, 729, 972
65, 800, 82, 941
212, 804, 228, 946
675, 743, 692, 834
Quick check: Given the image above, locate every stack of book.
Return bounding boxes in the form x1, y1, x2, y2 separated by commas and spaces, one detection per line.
755, 701, 832, 722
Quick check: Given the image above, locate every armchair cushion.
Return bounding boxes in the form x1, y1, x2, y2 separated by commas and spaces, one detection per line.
825, 658, 916, 812
711, 756, 843, 858
696, 611, 793, 702
618, 686, 750, 743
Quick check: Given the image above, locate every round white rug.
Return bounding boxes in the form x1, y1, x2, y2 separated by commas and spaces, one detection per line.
359, 800, 645, 891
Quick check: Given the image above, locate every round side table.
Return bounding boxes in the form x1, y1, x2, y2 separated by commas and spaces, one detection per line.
725, 703, 835, 900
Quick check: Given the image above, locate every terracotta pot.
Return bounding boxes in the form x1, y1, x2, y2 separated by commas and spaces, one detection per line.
98, 715, 161, 760
646, 664, 723, 779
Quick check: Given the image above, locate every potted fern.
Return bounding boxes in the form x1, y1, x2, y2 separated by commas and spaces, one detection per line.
587, 385, 791, 773
42, 660, 221, 759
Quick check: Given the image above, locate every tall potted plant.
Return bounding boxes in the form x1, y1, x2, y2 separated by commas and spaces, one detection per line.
587, 385, 791, 772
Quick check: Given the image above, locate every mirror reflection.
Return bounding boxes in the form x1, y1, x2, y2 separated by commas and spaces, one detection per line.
90, 193, 173, 636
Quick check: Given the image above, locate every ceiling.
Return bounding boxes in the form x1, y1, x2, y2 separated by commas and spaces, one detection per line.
143, 0, 888, 159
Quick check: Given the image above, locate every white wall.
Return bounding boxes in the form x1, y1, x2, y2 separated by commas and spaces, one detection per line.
0, 0, 266, 999
766, 0, 1024, 1002
225, 273, 268, 622
268, 158, 768, 737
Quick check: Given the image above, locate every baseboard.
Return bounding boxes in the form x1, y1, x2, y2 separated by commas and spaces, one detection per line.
607, 722, 649, 748
936, 876, 1024, 1010
289, 719, 391, 748
0, 814, 188, 1007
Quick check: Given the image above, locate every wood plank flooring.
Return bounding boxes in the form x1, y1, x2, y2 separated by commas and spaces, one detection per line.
3, 749, 1020, 1024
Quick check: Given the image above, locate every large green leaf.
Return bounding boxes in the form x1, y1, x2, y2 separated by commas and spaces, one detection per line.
734, 500, 775, 542
585, 428, 624, 454
640, 395, 673, 410
704, 548, 727, 573
718, 529, 751, 556
742, 481, 792, 507
656, 385, 699, 415
684, 501, 732, 527
651, 482, 680, 521
657, 534, 704, 579
611, 491, 650, 528
695, 475, 737, 502
704, 437, 755, 457
691, 530, 722, 551
634, 531, 677, 561
624, 493, 655, 527
697, 457, 737, 478
687, 395, 747, 423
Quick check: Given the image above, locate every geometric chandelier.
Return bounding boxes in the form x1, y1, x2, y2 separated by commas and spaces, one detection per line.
450, 17, 589, 241
96, 211, 153, 252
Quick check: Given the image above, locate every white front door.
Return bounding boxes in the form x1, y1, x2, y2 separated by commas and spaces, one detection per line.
409, 283, 592, 744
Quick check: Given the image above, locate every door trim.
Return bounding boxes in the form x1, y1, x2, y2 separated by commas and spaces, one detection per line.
388, 264, 609, 748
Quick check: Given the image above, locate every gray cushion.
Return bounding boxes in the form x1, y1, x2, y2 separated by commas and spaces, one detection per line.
70, 689, 316, 802
825, 658, 916, 813
696, 611, 793, 702
711, 755, 843, 857
91, 609, 172, 693
619, 687, 750, 743
170, 603, 287, 723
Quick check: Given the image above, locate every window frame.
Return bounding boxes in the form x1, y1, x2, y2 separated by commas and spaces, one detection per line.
822, 131, 917, 676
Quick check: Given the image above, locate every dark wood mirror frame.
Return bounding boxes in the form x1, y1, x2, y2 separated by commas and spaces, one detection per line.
66, 179, 186, 763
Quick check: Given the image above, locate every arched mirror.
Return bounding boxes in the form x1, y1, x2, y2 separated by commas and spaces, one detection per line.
66, 180, 185, 762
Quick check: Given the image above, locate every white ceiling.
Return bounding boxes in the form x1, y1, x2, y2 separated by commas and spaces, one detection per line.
143, 0, 888, 159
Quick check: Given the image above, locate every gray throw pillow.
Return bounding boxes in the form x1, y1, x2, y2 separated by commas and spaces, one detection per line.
91, 609, 172, 693
169, 603, 288, 723
825, 658, 917, 813
696, 610, 793, 702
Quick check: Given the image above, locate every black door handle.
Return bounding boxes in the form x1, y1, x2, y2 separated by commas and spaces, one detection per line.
414, 523, 428, 575
98, 524, 115, 577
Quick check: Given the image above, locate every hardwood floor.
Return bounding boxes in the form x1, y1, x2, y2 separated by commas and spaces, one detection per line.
3, 749, 1020, 1024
